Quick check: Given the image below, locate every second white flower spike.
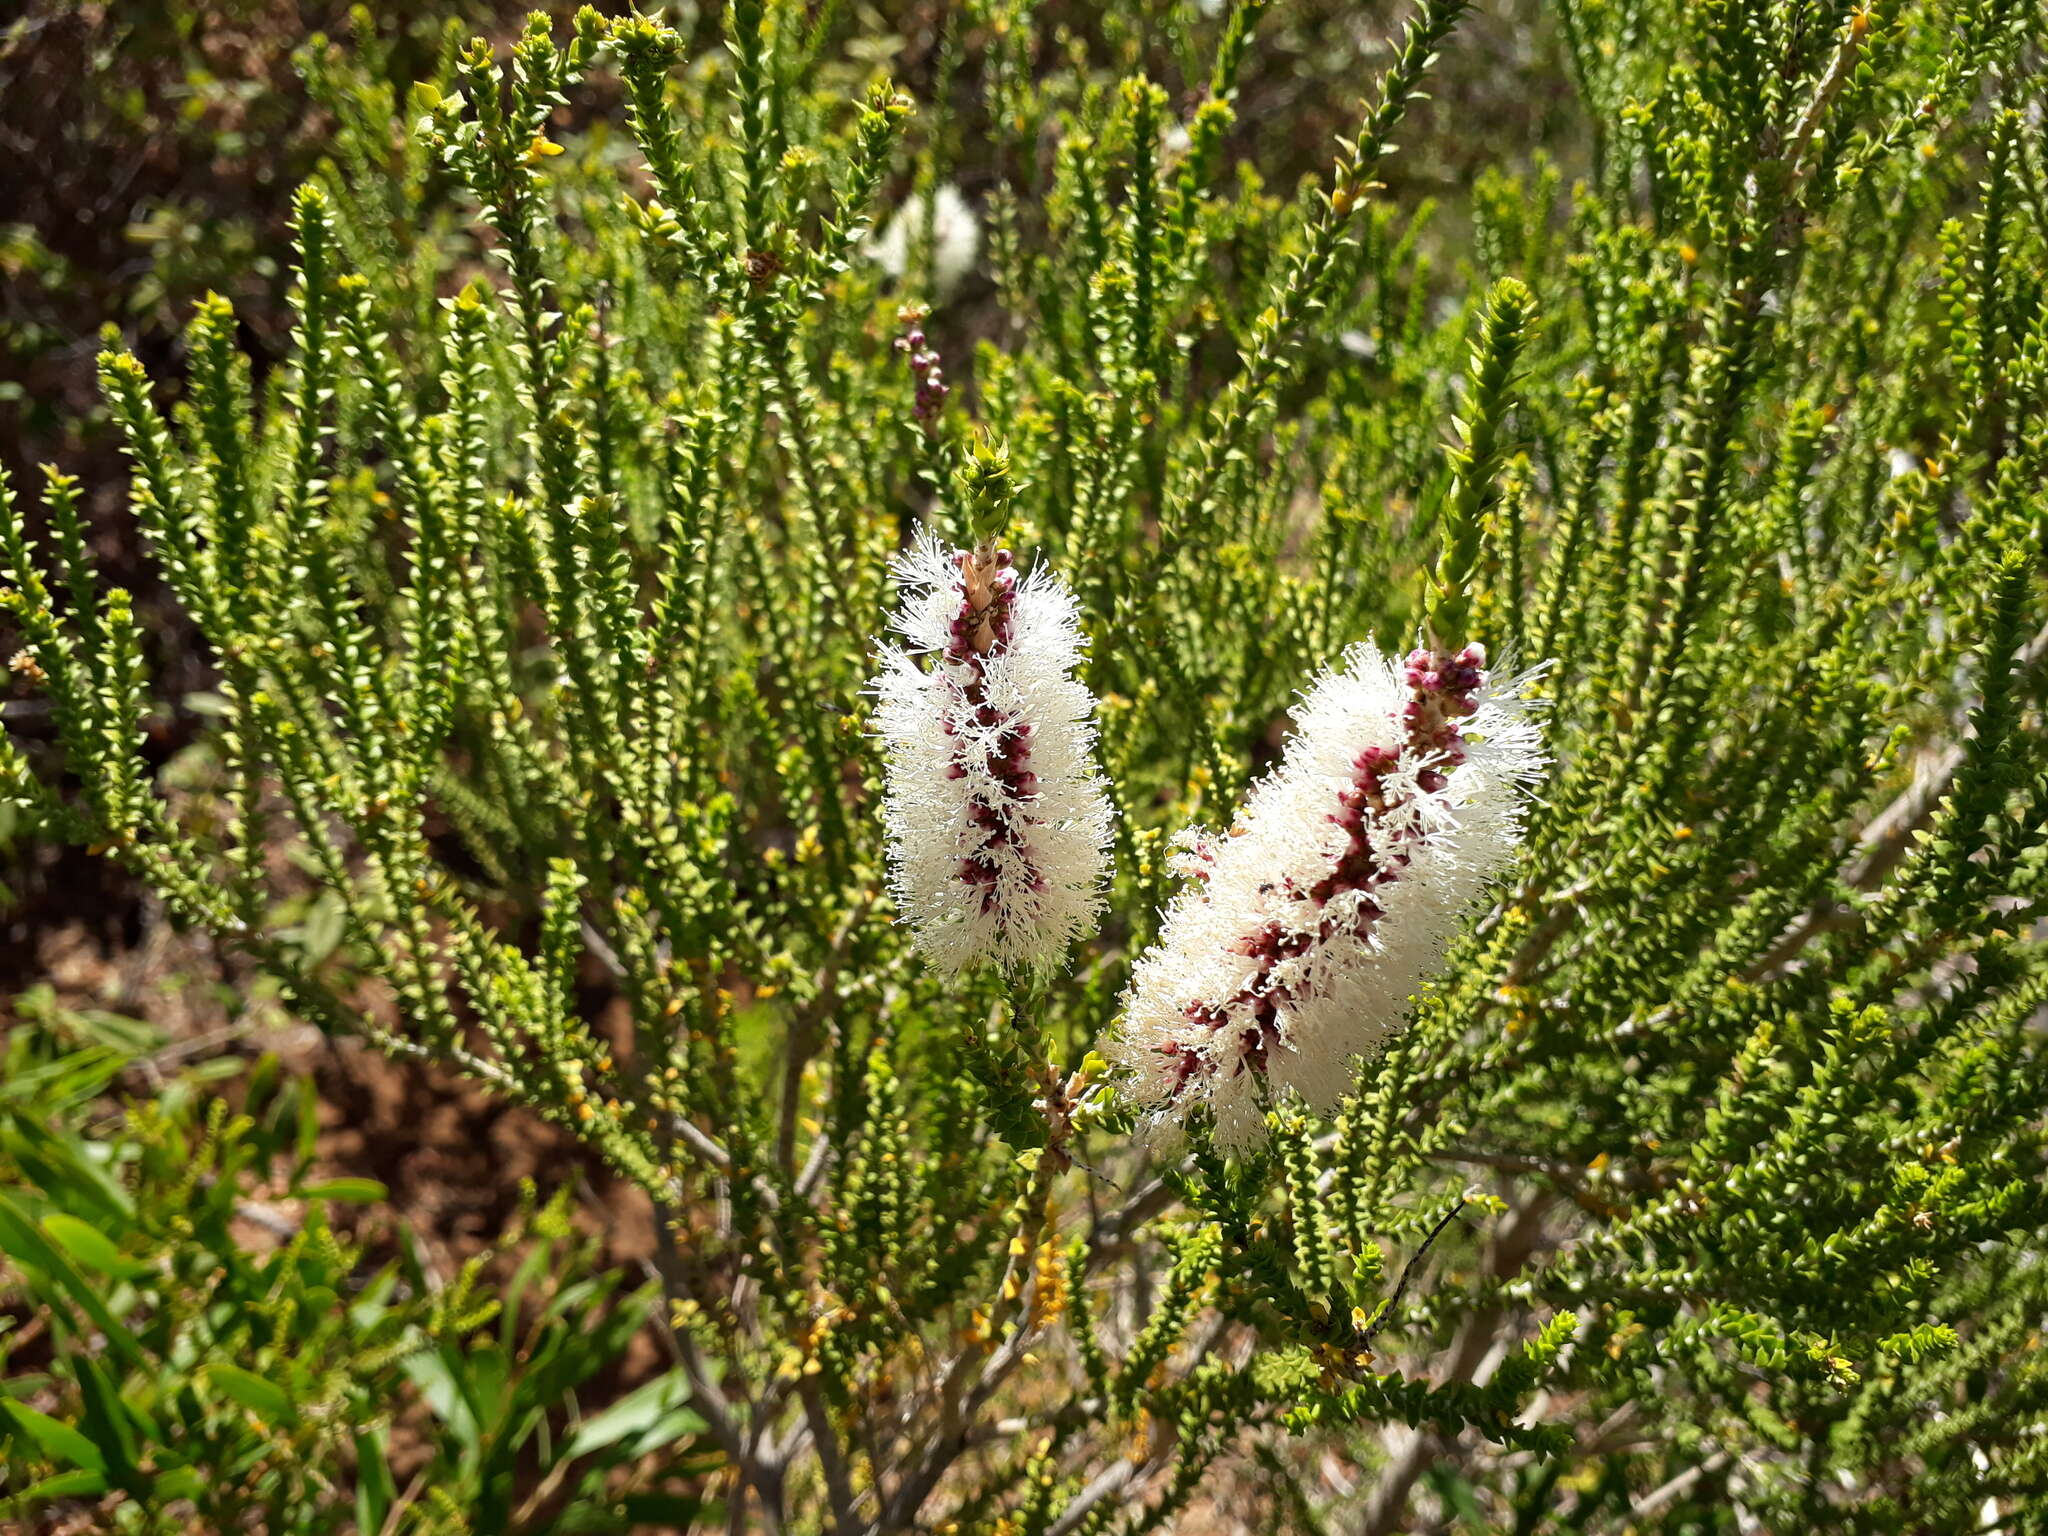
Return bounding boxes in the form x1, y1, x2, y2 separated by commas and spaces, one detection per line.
1114, 641, 1545, 1146
872, 532, 1114, 976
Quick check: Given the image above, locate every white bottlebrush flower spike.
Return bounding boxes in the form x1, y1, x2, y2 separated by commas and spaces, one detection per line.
868, 184, 981, 298
871, 532, 1113, 975
1113, 642, 1545, 1147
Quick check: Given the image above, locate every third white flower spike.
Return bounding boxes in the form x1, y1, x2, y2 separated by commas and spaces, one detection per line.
868, 185, 981, 299
1113, 641, 1545, 1147
871, 532, 1113, 976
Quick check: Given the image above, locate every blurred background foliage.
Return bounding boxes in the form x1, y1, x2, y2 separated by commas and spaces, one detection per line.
0, 994, 716, 1532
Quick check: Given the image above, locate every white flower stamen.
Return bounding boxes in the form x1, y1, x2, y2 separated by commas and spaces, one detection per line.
871, 531, 1114, 974
1113, 641, 1546, 1146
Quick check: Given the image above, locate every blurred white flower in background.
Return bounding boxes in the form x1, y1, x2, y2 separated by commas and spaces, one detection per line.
869, 184, 981, 299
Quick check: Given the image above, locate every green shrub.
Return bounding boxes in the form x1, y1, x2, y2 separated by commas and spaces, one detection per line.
3, 0, 2046, 1529
0, 994, 712, 1532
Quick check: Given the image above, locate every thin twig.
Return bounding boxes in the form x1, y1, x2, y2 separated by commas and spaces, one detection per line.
1630, 1450, 1731, 1519
1361, 1192, 1472, 1351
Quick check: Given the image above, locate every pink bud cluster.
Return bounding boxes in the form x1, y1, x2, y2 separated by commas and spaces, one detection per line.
943, 547, 1032, 916
895, 314, 949, 422
1402, 644, 1486, 780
